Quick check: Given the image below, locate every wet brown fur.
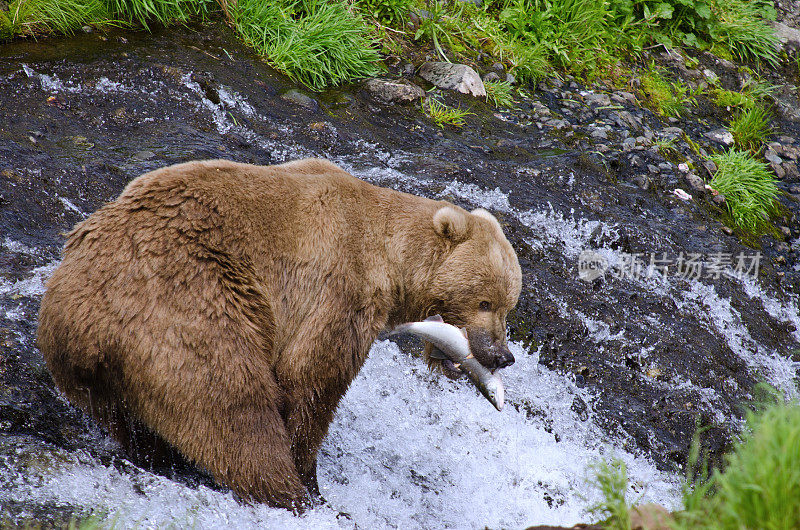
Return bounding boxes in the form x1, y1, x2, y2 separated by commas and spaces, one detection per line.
37, 158, 522, 510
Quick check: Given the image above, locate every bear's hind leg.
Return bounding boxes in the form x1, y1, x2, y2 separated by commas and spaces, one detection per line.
201, 402, 311, 511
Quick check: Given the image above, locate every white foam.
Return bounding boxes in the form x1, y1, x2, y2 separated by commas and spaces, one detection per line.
0, 261, 59, 298
2, 237, 38, 256
59, 197, 84, 216
681, 279, 798, 398
217, 86, 256, 117
440, 180, 513, 212
180, 73, 311, 162
3, 342, 681, 528
739, 273, 800, 344
22, 64, 80, 93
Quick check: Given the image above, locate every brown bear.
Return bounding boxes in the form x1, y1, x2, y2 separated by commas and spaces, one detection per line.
37, 158, 522, 510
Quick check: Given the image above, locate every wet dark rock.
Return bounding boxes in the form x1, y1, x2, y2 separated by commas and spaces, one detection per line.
570, 396, 589, 421
583, 92, 611, 107
132, 150, 156, 161
685, 173, 706, 193
765, 149, 783, 166
505, 72, 516, 85
419, 62, 485, 97
784, 161, 799, 180
363, 78, 425, 104
771, 85, 800, 122
483, 71, 501, 83
701, 159, 717, 177
280, 89, 319, 111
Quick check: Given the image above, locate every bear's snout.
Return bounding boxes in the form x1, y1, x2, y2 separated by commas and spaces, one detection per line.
467, 327, 515, 371
493, 341, 515, 370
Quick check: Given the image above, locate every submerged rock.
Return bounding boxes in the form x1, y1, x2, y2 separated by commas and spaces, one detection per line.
363, 78, 425, 104
280, 89, 319, 111
419, 62, 486, 97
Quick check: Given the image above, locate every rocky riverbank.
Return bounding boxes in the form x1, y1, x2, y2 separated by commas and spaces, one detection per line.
1, 12, 799, 528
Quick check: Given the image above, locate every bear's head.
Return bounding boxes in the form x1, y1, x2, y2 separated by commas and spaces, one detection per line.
423, 205, 522, 376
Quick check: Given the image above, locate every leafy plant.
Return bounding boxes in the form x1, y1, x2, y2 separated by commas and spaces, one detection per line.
413, 0, 464, 62
728, 104, 771, 152
355, 0, 413, 27
707, 148, 779, 232
584, 457, 634, 530
484, 79, 515, 107
499, 0, 613, 73
714, 88, 755, 109
422, 97, 471, 128
674, 399, 800, 529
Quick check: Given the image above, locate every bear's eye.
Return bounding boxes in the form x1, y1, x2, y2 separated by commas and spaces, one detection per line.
479, 301, 492, 312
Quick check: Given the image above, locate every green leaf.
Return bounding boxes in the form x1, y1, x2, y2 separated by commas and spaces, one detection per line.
682, 32, 699, 47
655, 2, 674, 19
695, 2, 711, 19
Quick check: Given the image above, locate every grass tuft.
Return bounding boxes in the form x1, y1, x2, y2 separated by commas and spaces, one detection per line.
640, 69, 693, 118
728, 104, 771, 152
675, 399, 800, 529
584, 457, 633, 530
105, 0, 212, 29
707, 149, 779, 233
713, 0, 780, 67
422, 97, 470, 128
484, 79, 515, 108
3, 0, 107, 37
232, 0, 381, 91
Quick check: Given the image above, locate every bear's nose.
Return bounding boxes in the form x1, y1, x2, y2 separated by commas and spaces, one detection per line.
494, 342, 515, 369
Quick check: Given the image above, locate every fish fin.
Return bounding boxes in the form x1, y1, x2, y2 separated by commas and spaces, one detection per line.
424, 314, 444, 323
428, 348, 448, 360
389, 323, 413, 336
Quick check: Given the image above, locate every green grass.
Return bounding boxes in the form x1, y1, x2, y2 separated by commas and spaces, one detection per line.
713, 0, 779, 67
423, 97, 471, 128
707, 148, 779, 233
728, 104, 771, 152
484, 79, 515, 108
640, 69, 693, 118
584, 458, 633, 530
105, 0, 213, 29
0, 0, 786, 97
674, 400, 800, 529
586, 400, 800, 530
232, 0, 381, 90
1, 0, 108, 37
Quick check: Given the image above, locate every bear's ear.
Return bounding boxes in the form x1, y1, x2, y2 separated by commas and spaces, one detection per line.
471, 208, 502, 231
433, 206, 470, 243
